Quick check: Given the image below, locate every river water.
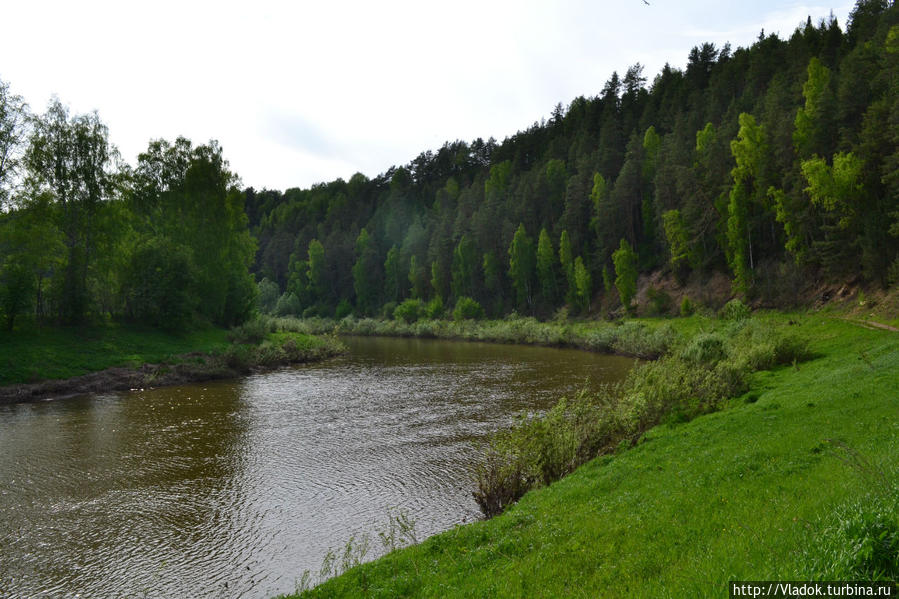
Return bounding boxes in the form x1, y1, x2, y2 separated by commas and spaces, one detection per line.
0, 336, 632, 598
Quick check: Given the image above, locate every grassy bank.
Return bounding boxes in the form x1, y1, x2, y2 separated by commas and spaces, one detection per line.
0, 318, 344, 399
266, 314, 680, 359
287, 311, 899, 597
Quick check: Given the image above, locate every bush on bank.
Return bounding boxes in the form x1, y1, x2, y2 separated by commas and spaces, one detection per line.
473, 316, 811, 517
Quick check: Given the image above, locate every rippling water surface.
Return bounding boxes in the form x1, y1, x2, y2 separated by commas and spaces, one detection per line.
0, 336, 632, 598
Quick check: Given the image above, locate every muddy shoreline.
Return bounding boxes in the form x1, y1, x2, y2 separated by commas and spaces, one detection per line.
0, 348, 344, 405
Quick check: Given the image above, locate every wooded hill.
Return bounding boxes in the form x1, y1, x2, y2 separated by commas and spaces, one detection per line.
1, 1, 897, 332
247, 0, 899, 320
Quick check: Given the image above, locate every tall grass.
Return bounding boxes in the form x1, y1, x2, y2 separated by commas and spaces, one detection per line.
473, 316, 811, 517
271, 315, 677, 359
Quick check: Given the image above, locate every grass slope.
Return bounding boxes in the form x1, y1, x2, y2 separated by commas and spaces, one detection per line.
292, 314, 898, 598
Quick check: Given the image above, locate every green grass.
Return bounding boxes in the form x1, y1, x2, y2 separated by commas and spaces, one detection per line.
289, 312, 899, 598
0, 324, 231, 385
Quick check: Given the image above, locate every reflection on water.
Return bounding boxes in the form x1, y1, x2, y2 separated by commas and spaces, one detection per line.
0, 336, 632, 598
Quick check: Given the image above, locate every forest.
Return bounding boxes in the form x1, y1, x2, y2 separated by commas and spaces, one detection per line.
1, 0, 897, 332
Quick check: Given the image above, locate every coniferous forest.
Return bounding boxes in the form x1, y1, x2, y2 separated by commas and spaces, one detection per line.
1, 1, 898, 332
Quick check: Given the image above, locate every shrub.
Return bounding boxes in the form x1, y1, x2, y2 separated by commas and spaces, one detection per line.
680, 296, 696, 316
647, 287, 672, 315
611, 322, 677, 359
680, 332, 728, 366
380, 301, 397, 320
274, 292, 302, 316
804, 485, 899, 580
453, 296, 484, 321
424, 296, 444, 319
334, 299, 353, 319
228, 316, 271, 344
394, 299, 423, 323
720, 298, 751, 320
256, 277, 280, 314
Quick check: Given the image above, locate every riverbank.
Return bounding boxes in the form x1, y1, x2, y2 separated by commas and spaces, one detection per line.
0, 322, 345, 404
287, 311, 899, 597
265, 314, 680, 359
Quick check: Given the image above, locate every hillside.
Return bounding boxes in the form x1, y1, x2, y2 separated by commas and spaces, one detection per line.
248, 1, 899, 322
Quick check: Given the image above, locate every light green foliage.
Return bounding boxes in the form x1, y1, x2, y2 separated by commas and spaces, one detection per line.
727, 112, 768, 295
770, 186, 807, 262
801, 152, 864, 229
602, 266, 612, 293
680, 296, 696, 316
535, 228, 557, 305
484, 161, 513, 201
334, 299, 352, 320
452, 296, 484, 321
424, 296, 444, 319
662, 209, 692, 272
612, 239, 638, 311
573, 256, 591, 313
695, 121, 715, 157
508, 224, 535, 311
793, 57, 835, 159
719, 298, 751, 321
642, 126, 661, 181
430, 260, 447, 303
393, 298, 423, 323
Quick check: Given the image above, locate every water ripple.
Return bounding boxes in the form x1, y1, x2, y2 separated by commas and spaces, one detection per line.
0, 337, 632, 598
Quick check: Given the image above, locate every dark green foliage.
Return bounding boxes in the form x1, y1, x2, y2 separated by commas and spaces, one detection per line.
257, 278, 280, 314
680, 296, 696, 316
334, 299, 353, 319
275, 292, 302, 316
424, 296, 444, 319
5, 5, 899, 337
508, 224, 535, 312
228, 316, 272, 345
123, 237, 195, 329
646, 287, 672, 315
452, 296, 484, 321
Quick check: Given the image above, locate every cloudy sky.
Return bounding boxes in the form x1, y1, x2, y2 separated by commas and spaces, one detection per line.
1, 1, 855, 191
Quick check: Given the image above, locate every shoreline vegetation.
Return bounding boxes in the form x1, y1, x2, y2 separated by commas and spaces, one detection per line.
274, 307, 899, 598
0, 320, 345, 404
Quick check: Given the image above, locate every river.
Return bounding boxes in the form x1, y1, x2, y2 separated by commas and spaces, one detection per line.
0, 336, 632, 598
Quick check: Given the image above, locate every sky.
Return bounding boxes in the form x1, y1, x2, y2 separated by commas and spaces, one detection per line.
1, 0, 856, 192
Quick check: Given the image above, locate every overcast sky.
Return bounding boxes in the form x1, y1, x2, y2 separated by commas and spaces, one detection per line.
1, 1, 856, 191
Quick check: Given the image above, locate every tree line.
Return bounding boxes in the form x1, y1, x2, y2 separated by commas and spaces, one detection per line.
0, 93, 256, 330
2, 1, 897, 332
248, 1, 898, 320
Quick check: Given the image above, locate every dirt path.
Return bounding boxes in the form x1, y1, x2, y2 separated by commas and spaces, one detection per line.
837, 317, 899, 332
